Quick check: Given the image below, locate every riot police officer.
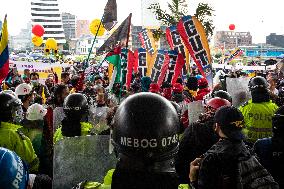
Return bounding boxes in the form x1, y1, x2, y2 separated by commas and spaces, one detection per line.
111, 93, 180, 189
0, 92, 39, 173
240, 76, 278, 144
54, 93, 93, 143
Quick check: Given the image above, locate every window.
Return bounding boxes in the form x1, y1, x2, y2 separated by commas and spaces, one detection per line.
31, 2, 58, 6
31, 8, 59, 11
31, 13, 61, 17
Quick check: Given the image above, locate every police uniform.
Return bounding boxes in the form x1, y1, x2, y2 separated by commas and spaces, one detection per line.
239, 100, 278, 143
53, 122, 93, 144
0, 122, 39, 172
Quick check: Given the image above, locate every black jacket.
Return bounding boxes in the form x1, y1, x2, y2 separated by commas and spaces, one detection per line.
198, 139, 251, 189
176, 116, 218, 184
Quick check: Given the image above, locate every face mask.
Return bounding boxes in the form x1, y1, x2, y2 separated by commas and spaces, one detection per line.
31, 80, 39, 86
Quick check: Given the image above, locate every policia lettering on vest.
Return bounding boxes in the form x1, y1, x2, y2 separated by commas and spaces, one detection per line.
247, 113, 272, 121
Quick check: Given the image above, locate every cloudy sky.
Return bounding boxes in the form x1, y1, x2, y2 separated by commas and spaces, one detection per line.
0, 0, 283, 43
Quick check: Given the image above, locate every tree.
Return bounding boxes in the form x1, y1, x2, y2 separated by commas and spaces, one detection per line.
148, 0, 215, 39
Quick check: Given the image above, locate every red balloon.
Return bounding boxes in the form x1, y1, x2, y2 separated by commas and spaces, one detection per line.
32, 25, 45, 37
229, 24, 235, 31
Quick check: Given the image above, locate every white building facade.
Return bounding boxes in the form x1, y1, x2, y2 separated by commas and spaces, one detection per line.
31, 0, 66, 44
75, 35, 106, 55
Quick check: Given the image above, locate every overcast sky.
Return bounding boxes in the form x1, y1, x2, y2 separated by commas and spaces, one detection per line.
1, 0, 284, 43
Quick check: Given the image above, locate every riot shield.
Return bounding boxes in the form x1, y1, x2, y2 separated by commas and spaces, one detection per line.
226, 77, 251, 107
187, 101, 204, 126
53, 135, 117, 189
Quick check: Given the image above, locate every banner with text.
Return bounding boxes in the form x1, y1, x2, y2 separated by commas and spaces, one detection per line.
177, 15, 213, 88
165, 50, 178, 83
166, 25, 189, 76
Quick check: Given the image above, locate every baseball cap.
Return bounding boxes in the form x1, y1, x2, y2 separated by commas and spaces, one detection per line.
214, 106, 245, 141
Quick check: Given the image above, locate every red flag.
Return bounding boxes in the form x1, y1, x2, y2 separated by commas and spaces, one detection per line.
166, 27, 174, 49
133, 49, 139, 73
157, 53, 170, 86
126, 50, 136, 89
171, 53, 185, 85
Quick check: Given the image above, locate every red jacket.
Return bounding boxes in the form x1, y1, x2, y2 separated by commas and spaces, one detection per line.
195, 88, 211, 101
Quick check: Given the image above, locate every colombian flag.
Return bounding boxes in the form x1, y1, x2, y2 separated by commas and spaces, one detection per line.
0, 15, 9, 83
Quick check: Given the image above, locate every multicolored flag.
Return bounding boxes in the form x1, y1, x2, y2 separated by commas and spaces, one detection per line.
166, 25, 189, 75
97, 13, 132, 55
150, 50, 168, 83
165, 50, 178, 83
102, 0, 117, 31
105, 46, 121, 83
224, 48, 243, 64
139, 28, 156, 55
157, 53, 170, 86
0, 15, 9, 83
177, 15, 213, 88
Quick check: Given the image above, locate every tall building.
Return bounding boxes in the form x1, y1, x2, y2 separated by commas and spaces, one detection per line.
62, 12, 76, 39
31, 0, 66, 45
10, 22, 33, 51
214, 31, 252, 49
76, 20, 90, 38
266, 33, 284, 48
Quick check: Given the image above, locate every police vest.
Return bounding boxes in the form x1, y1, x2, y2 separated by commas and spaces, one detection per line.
0, 122, 39, 172
239, 100, 278, 143
53, 122, 93, 144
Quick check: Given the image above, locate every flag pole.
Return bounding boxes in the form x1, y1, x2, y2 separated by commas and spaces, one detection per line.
118, 13, 132, 104
85, 16, 104, 69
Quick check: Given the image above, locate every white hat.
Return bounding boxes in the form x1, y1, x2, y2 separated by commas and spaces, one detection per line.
26, 103, 47, 120
15, 83, 33, 96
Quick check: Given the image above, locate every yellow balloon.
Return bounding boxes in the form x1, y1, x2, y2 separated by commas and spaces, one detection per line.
45, 38, 57, 49
89, 19, 105, 36
32, 35, 43, 47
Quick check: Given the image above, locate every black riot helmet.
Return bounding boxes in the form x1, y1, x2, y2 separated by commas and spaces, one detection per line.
248, 76, 269, 91
63, 93, 88, 118
213, 90, 232, 103
272, 106, 284, 137
0, 92, 23, 123
112, 93, 179, 161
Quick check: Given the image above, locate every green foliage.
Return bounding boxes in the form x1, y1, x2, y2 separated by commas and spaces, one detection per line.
148, 0, 215, 39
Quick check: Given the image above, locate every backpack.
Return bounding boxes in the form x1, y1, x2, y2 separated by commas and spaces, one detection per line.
237, 155, 279, 189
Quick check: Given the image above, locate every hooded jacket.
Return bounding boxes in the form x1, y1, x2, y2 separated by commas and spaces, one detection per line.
197, 139, 251, 189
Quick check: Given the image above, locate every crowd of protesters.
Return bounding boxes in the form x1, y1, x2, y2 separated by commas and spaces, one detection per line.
0, 59, 283, 189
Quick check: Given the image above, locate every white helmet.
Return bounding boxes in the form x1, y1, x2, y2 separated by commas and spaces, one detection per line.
15, 83, 32, 96
26, 103, 47, 121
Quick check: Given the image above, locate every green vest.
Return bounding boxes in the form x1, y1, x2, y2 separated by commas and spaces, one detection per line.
0, 122, 39, 172
53, 122, 93, 144
239, 100, 278, 143
77, 169, 189, 189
